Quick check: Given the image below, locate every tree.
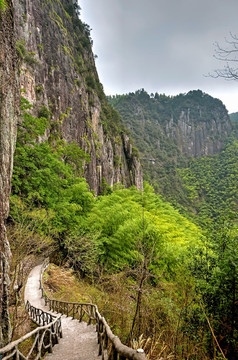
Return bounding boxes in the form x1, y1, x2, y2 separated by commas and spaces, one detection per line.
212, 33, 238, 80
193, 219, 238, 358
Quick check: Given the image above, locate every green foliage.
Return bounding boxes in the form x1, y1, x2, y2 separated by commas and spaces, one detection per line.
11, 141, 94, 238
64, 2, 81, 18
100, 177, 112, 196
79, 183, 203, 274
24, 53, 37, 65
180, 139, 238, 223
64, 3, 75, 17
16, 39, 37, 65
38, 105, 52, 120
191, 220, 238, 357
18, 97, 49, 143
107, 89, 238, 356
11, 97, 93, 242
113, 155, 120, 167
177, 137, 238, 356
12, 97, 204, 277
100, 101, 127, 137
0, 0, 6, 11
11, 3, 238, 356
16, 39, 27, 59
108, 90, 189, 203
85, 74, 96, 90
229, 112, 238, 123
108, 89, 230, 206
49, 10, 67, 34
12, 100, 204, 284
35, 85, 44, 95
56, 140, 90, 176
132, 146, 139, 158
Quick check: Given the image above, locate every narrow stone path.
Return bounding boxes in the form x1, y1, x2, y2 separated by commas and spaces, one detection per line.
25, 265, 100, 360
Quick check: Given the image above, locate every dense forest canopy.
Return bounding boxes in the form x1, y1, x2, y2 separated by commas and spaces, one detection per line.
229, 112, 238, 123
108, 89, 232, 205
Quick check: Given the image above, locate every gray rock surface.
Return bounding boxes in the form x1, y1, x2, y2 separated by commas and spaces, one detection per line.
13, 0, 143, 194
0, 0, 19, 347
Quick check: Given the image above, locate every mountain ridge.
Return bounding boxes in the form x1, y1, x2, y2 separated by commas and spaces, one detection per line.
108, 89, 232, 201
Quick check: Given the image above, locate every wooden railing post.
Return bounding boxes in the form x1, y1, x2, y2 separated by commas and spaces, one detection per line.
79, 305, 83, 322
109, 346, 118, 360
37, 261, 148, 360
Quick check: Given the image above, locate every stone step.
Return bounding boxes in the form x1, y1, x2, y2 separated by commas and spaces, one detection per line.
24, 265, 101, 360
44, 317, 100, 360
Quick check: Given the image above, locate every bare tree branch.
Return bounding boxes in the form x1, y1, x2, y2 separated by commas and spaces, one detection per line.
211, 33, 238, 81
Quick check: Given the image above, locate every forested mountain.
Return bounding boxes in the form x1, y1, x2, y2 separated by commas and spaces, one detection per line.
180, 137, 238, 221
108, 89, 238, 358
108, 89, 233, 204
0, 0, 237, 359
229, 112, 238, 123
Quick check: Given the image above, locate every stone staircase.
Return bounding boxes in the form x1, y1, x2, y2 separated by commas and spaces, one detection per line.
25, 265, 100, 360
0, 263, 146, 360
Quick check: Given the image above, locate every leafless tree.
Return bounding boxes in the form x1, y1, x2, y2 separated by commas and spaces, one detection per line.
211, 33, 238, 80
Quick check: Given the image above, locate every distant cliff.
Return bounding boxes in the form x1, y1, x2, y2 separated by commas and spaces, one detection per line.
13, 0, 142, 194
109, 89, 232, 200
0, 0, 19, 347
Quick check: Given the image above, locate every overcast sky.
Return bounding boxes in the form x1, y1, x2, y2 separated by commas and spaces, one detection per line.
79, 0, 238, 113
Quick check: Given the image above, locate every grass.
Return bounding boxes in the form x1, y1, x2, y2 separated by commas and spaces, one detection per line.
43, 264, 102, 303
42, 264, 212, 359
43, 264, 134, 340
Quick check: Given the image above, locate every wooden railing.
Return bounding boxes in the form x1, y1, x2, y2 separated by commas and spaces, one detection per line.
0, 260, 146, 360
0, 260, 62, 360
0, 301, 62, 360
41, 260, 147, 360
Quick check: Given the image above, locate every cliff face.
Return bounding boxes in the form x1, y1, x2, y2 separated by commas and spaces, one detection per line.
164, 97, 232, 158
0, 0, 19, 347
13, 0, 142, 193
109, 89, 232, 159
109, 89, 232, 200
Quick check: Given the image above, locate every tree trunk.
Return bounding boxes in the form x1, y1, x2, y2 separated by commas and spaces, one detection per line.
129, 261, 147, 340
0, 0, 19, 347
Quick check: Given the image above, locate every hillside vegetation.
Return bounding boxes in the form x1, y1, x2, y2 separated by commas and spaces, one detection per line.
10, 98, 203, 278
107, 89, 238, 359
108, 89, 232, 205
8, 93, 238, 359
180, 138, 238, 223
4, 1, 238, 359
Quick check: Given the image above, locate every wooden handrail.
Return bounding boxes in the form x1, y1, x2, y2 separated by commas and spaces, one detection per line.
0, 260, 62, 360
41, 260, 147, 360
0, 260, 146, 359
0, 309, 62, 359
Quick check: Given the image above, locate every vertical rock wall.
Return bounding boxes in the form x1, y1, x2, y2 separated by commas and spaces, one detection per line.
13, 0, 143, 194
0, 0, 19, 347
